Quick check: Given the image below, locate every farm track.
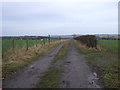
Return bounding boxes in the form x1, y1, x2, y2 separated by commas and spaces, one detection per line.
60, 41, 103, 88
3, 40, 104, 88
3, 43, 65, 88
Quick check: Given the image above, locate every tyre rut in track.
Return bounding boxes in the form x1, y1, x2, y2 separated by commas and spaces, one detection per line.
3, 43, 65, 88
60, 41, 103, 88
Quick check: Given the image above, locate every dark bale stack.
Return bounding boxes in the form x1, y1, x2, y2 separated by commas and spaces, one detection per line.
74, 35, 97, 48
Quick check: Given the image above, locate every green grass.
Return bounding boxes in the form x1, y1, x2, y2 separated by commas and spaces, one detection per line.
38, 68, 63, 88
38, 40, 70, 88
2, 39, 54, 53
74, 40, 119, 88
54, 41, 70, 61
98, 40, 118, 54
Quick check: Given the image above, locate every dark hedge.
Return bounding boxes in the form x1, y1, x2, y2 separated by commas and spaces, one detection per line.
74, 35, 97, 48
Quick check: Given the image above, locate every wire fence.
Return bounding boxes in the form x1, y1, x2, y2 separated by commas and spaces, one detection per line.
2, 36, 61, 53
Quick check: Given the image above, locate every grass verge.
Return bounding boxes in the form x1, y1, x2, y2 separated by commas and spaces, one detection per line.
2, 40, 65, 79
37, 40, 70, 88
74, 40, 119, 88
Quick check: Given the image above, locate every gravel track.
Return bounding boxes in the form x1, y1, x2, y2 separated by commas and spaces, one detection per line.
60, 41, 103, 88
3, 43, 65, 88
3, 41, 103, 88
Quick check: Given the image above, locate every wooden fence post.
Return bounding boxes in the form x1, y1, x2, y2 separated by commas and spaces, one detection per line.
36, 40, 37, 47
2, 40, 4, 57
59, 36, 61, 42
48, 35, 50, 45
43, 38, 45, 45
12, 40, 15, 52
26, 40, 28, 51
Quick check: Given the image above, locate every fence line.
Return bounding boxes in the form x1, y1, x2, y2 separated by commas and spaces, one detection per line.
12, 40, 15, 52
26, 40, 28, 51
2, 35, 62, 53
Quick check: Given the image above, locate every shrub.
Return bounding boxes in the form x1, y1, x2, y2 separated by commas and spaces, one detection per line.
74, 35, 97, 48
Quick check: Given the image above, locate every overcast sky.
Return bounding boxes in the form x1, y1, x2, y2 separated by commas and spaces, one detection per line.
1, 0, 119, 36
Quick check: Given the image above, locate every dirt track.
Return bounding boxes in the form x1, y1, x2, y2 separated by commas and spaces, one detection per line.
3, 41, 103, 88
3, 43, 65, 88
60, 41, 103, 88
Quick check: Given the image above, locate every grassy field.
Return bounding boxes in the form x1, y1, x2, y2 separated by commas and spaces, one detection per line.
2, 39, 57, 53
98, 40, 118, 54
75, 40, 119, 88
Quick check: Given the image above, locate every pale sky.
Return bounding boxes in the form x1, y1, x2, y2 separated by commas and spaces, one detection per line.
1, 0, 119, 36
